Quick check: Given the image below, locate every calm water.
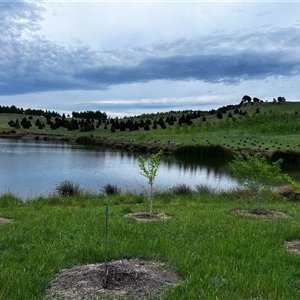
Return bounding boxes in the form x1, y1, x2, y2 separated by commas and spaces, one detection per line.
0, 139, 238, 200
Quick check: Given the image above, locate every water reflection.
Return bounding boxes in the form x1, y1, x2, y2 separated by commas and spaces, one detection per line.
0, 139, 239, 199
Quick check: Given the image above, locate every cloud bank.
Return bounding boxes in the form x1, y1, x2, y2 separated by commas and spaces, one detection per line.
0, 1, 300, 115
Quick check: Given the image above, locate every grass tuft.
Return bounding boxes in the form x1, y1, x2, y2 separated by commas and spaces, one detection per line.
55, 180, 83, 197
102, 183, 121, 195
195, 184, 214, 194
169, 183, 193, 195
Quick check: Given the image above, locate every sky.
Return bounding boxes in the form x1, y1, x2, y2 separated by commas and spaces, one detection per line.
0, 1, 300, 117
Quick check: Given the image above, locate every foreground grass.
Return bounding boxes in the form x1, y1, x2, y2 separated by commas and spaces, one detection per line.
1, 191, 300, 299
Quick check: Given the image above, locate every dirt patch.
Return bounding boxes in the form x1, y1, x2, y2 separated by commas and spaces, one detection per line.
0, 217, 13, 225
285, 240, 300, 254
124, 212, 171, 221
46, 258, 181, 300
231, 209, 287, 218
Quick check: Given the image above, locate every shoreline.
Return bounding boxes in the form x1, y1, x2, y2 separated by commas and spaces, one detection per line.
0, 132, 178, 154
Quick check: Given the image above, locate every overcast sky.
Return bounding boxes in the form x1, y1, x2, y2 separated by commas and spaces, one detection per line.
0, 1, 300, 117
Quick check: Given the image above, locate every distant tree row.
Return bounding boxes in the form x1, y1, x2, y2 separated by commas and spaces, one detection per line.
241, 95, 286, 104
8, 115, 98, 132
0, 105, 60, 117
7, 111, 206, 133
72, 110, 107, 120
7, 107, 254, 133
0, 105, 109, 122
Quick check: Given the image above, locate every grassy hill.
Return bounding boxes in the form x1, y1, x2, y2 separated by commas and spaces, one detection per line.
1, 101, 300, 157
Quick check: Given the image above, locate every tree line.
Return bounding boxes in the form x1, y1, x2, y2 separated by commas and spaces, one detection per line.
0, 105, 107, 121
0, 105, 60, 117
241, 95, 286, 104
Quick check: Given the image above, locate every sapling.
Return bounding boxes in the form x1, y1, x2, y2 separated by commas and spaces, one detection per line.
138, 150, 163, 218
229, 154, 284, 212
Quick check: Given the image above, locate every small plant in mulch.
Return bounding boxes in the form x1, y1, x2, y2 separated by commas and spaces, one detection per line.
138, 150, 163, 218
125, 212, 171, 221
231, 209, 287, 218
46, 205, 179, 299
46, 258, 181, 300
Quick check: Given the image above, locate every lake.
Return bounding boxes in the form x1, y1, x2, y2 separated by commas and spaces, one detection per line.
0, 138, 239, 200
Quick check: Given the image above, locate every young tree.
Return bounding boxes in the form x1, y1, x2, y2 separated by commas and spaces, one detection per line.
138, 150, 163, 218
229, 154, 284, 212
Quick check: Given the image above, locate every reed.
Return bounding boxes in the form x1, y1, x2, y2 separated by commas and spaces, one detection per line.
102, 183, 121, 195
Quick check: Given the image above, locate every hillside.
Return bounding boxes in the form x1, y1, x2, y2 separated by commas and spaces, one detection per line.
1, 101, 300, 157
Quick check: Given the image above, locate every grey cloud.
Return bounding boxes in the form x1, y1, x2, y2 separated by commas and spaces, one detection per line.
75, 51, 300, 86
0, 1, 43, 36
1, 2, 300, 96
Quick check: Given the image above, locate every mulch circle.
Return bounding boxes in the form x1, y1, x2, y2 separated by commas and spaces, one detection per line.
231, 209, 287, 218
285, 240, 300, 254
0, 217, 13, 225
46, 258, 181, 300
124, 212, 171, 221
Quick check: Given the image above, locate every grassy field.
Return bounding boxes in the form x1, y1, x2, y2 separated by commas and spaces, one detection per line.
1, 101, 300, 155
1, 190, 300, 299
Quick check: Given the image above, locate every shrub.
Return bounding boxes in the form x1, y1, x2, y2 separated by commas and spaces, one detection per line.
170, 183, 193, 195
278, 184, 300, 201
102, 183, 121, 195
55, 181, 82, 197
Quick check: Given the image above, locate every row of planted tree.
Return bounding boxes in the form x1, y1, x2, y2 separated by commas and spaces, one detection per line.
8, 106, 300, 136
7, 104, 253, 133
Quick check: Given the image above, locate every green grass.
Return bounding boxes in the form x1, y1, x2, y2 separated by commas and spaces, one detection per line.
1, 190, 300, 299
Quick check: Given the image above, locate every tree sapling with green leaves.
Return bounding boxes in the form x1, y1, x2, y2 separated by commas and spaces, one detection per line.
138, 150, 163, 218
229, 154, 284, 213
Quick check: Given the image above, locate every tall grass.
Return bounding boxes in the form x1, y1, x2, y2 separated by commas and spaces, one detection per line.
0, 191, 300, 299
0, 191, 23, 208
